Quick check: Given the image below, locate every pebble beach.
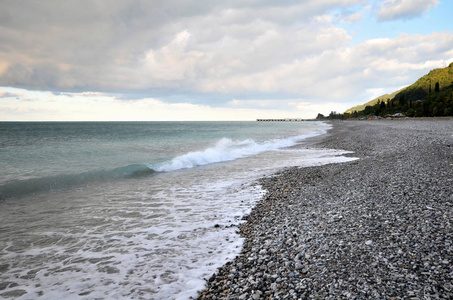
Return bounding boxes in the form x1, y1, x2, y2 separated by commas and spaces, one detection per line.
198, 118, 453, 299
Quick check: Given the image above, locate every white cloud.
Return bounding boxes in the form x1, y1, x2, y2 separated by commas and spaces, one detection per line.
0, 87, 353, 121
197, 30, 453, 101
342, 12, 364, 23
228, 99, 286, 108
0, 0, 452, 120
365, 87, 388, 99
0, 0, 366, 93
144, 30, 206, 82
6, 29, 451, 119
377, 0, 439, 21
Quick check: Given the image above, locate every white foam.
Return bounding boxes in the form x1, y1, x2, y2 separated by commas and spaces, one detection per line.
153, 124, 329, 173
0, 170, 266, 300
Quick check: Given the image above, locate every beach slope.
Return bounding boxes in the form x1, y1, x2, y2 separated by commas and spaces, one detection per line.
198, 118, 453, 299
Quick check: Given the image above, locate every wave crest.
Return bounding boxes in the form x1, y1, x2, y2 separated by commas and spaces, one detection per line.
1, 130, 324, 199
153, 135, 304, 172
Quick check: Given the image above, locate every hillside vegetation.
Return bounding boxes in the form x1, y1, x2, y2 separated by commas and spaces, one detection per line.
341, 62, 453, 118
346, 89, 402, 114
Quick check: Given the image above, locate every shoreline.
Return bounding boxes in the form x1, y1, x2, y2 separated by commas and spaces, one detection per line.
197, 118, 453, 299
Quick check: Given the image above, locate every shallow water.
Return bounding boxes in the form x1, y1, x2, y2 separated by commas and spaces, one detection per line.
0, 121, 357, 299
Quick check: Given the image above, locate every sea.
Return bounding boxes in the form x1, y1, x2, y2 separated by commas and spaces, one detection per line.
0, 121, 357, 299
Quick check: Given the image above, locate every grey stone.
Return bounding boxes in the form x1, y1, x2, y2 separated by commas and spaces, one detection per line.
197, 119, 453, 300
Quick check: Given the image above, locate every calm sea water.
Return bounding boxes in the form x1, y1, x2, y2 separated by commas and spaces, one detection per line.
0, 121, 356, 299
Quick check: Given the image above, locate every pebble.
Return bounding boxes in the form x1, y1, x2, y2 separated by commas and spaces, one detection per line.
197, 118, 453, 299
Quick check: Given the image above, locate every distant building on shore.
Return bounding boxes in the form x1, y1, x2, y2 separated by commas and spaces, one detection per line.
256, 118, 313, 121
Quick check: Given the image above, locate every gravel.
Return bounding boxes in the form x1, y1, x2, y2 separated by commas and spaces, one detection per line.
197, 118, 453, 300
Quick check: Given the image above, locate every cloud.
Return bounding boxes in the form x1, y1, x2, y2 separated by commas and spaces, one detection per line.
198, 30, 453, 101
144, 30, 208, 82
228, 99, 290, 109
0, 0, 366, 93
228, 99, 350, 117
0, 61, 9, 76
342, 12, 364, 23
377, 0, 439, 21
0, 105, 56, 115
0, 86, 353, 121
0, 89, 24, 98
0, 89, 330, 121
0, 0, 452, 120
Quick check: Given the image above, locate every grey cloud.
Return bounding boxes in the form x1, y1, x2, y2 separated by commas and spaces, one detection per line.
377, 0, 439, 21
0, 0, 363, 91
0, 0, 451, 107
0, 90, 22, 98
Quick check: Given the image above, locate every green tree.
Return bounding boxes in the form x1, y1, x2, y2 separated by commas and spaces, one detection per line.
406, 108, 415, 117
415, 109, 424, 117
445, 107, 453, 116
399, 94, 407, 107
316, 113, 325, 120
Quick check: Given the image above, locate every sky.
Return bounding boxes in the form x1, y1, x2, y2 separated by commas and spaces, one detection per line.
1, 0, 452, 121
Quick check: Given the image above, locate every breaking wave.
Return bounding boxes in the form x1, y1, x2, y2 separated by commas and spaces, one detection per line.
1, 132, 321, 199
153, 134, 315, 172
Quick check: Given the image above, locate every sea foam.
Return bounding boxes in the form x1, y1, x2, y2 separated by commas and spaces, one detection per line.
154, 132, 319, 172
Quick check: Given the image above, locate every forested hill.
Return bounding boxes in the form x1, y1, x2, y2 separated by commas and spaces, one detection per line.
345, 62, 453, 118
346, 89, 402, 114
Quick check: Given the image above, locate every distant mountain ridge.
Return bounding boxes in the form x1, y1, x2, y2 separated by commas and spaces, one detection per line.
346, 62, 453, 114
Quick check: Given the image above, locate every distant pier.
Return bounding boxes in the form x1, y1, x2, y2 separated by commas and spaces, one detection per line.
256, 118, 314, 122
